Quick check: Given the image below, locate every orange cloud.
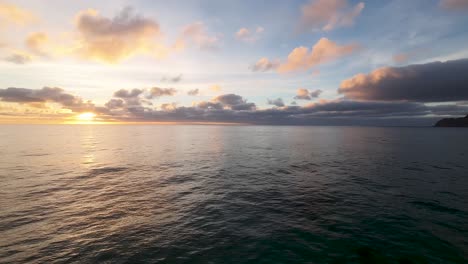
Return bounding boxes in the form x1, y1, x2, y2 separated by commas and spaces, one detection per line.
0, 2, 36, 26
393, 53, 409, 64
210, 85, 222, 92
439, 0, 468, 10
177, 22, 220, 50
300, 0, 364, 31
277, 37, 358, 73
250, 57, 280, 72
25, 32, 49, 56
294, 88, 322, 100
73, 7, 165, 63
235, 26, 264, 43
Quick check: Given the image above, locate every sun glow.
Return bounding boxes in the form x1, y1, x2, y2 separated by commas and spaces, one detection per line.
76, 112, 96, 122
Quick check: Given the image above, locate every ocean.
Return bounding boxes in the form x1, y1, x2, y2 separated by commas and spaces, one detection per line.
0, 125, 467, 263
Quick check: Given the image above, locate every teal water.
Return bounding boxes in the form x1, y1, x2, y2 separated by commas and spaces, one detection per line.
0, 125, 467, 263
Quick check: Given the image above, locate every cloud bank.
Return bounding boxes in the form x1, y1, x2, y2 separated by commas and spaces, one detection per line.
0, 87, 94, 111
339, 59, 468, 102
2, 59, 468, 126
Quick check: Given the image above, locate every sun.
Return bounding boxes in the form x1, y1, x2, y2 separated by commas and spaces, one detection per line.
76, 112, 96, 122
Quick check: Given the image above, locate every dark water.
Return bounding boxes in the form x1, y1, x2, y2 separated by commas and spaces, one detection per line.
0, 125, 467, 263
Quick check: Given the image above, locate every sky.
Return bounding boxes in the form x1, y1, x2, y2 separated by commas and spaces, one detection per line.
0, 0, 468, 125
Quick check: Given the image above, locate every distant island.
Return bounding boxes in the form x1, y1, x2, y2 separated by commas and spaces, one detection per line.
434, 114, 468, 127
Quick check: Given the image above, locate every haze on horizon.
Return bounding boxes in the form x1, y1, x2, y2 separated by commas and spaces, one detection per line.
1, 0, 468, 126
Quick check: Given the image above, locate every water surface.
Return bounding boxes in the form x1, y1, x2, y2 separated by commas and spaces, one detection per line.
0, 125, 467, 263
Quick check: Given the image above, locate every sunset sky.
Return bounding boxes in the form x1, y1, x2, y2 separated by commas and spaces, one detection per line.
1, 0, 468, 125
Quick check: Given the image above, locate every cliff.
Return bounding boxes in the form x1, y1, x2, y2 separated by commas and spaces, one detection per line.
434, 114, 468, 127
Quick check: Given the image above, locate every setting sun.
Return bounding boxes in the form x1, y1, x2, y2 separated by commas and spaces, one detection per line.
76, 112, 96, 122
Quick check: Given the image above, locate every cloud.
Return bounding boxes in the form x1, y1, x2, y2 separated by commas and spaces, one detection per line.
235, 26, 264, 43
104, 98, 125, 109
213, 94, 256, 110
277, 38, 358, 73
210, 85, 222, 92
439, 0, 468, 11
178, 22, 220, 50
107, 87, 176, 109
267, 98, 285, 107
393, 53, 409, 64
235, 28, 249, 39
148, 87, 177, 98
300, 0, 364, 32
3, 86, 468, 126
25, 32, 49, 57
3, 52, 32, 64
74, 7, 163, 63
161, 74, 182, 83
250, 57, 280, 72
294, 88, 312, 100
1, 6, 221, 64
114, 88, 144, 98
294, 88, 322, 100
196, 101, 223, 110
0, 87, 94, 112
110, 88, 149, 108
0, 2, 36, 26
100, 97, 465, 126
338, 58, 468, 102
187, 89, 199, 96
160, 102, 177, 111
310, 89, 323, 98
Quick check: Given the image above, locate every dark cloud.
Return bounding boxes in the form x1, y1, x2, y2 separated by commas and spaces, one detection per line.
160, 102, 177, 111
214, 94, 256, 110
104, 87, 176, 113
187, 89, 199, 96
214, 94, 244, 105
148, 87, 177, 98
100, 99, 459, 126
267, 98, 285, 107
196, 101, 223, 110
110, 88, 149, 107
114, 88, 144, 98
104, 98, 125, 109
0, 87, 94, 111
310, 89, 322, 98
161, 74, 182, 83
4, 53, 31, 64
339, 58, 468, 102
426, 102, 468, 116
3, 81, 468, 126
